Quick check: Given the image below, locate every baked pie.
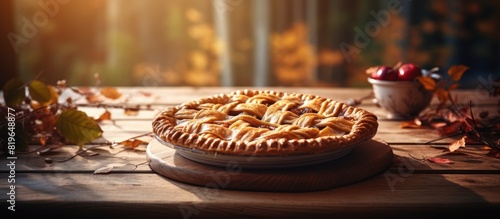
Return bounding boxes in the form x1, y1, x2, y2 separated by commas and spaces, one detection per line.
153, 90, 378, 156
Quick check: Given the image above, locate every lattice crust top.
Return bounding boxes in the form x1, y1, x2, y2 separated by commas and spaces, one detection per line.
153, 90, 378, 156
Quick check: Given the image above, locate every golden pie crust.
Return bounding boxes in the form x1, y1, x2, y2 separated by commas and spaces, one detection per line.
153, 90, 378, 156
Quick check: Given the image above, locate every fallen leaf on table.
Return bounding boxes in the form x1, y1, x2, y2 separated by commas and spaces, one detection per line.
95, 110, 112, 122
400, 118, 423, 129
124, 107, 139, 116
438, 121, 464, 136
120, 139, 148, 148
28, 80, 51, 104
100, 87, 122, 100
448, 137, 466, 152
427, 157, 454, 164
56, 109, 103, 148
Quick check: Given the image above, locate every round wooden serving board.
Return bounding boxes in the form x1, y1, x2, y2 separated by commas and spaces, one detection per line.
147, 138, 393, 192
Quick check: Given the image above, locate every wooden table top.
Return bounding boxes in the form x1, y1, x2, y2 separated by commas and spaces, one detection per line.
1, 87, 499, 218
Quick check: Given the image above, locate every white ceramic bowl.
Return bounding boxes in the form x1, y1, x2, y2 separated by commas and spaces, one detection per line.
368, 78, 433, 120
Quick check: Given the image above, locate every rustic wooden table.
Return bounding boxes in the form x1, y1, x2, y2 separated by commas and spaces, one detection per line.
1, 87, 499, 218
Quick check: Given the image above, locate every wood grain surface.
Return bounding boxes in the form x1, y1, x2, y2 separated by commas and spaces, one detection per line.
1, 87, 499, 218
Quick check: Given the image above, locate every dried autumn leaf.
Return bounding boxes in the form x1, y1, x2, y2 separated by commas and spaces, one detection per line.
400, 119, 422, 129
438, 121, 464, 136
448, 137, 466, 152
417, 76, 436, 90
120, 139, 147, 148
124, 107, 139, 116
33, 109, 57, 133
2, 78, 26, 106
28, 80, 51, 104
428, 157, 454, 164
56, 109, 103, 147
435, 88, 449, 103
448, 65, 469, 82
95, 110, 112, 122
100, 87, 122, 100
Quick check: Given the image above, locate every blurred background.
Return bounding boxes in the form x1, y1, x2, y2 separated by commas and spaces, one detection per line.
1, 0, 499, 88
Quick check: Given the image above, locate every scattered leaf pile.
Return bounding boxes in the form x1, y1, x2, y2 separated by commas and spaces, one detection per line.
417, 65, 468, 108
402, 65, 500, 156
0, 76, 151, 153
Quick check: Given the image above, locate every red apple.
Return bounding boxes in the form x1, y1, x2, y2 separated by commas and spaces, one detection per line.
371, 66, 398, 81
398, 63, 422, 81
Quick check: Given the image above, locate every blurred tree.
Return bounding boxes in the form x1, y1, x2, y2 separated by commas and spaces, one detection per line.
3, 0, 499, 88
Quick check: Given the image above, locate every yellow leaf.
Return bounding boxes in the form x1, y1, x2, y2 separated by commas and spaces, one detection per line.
448, 65, 469, 81
28, 80, 51, 104
100, 87, 122, 100
417, 76, 436, 90
32, 85, 59, 108
56, 109, 103, 147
